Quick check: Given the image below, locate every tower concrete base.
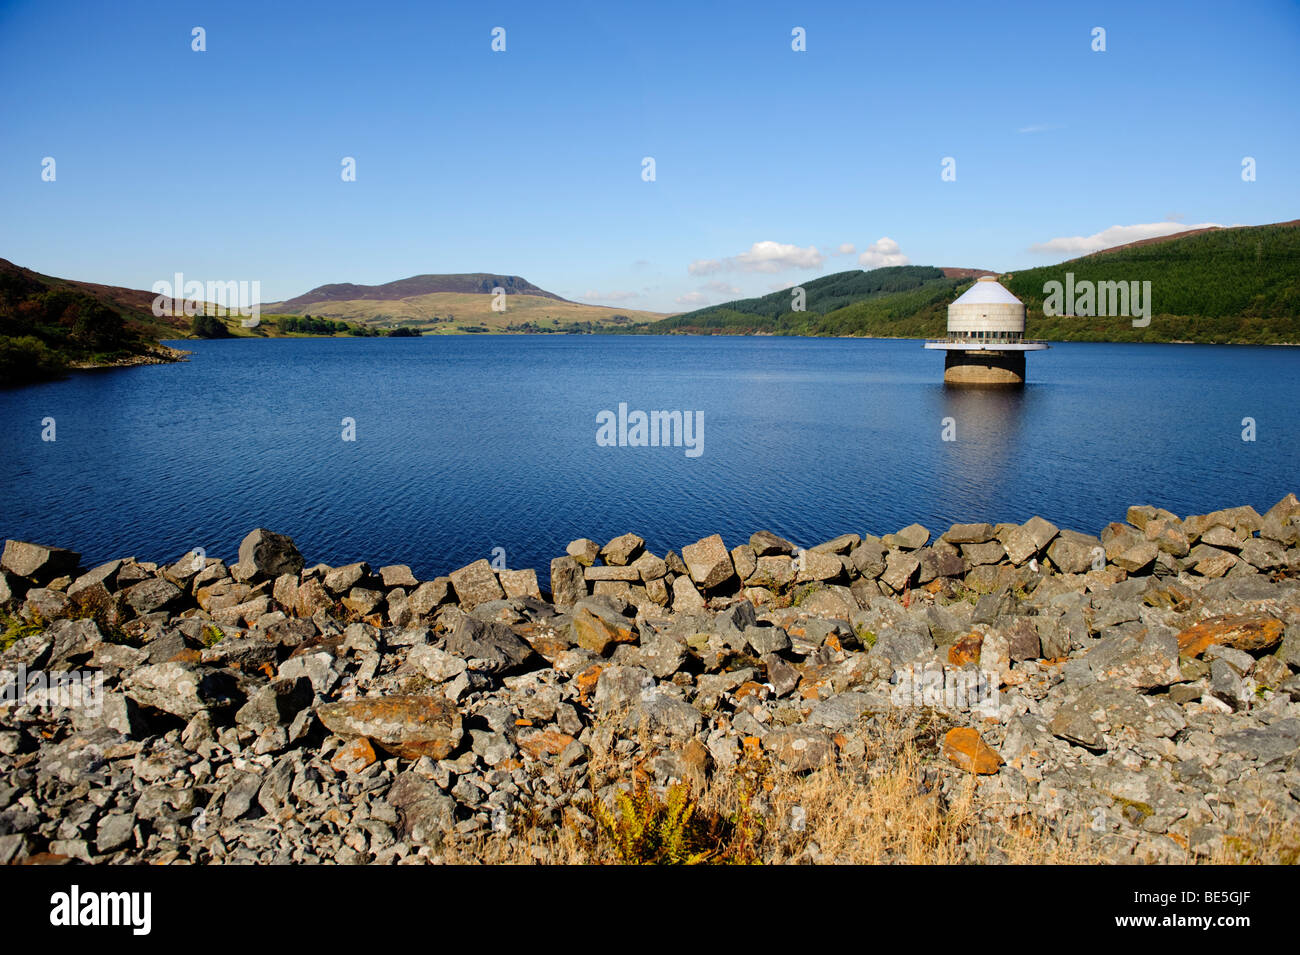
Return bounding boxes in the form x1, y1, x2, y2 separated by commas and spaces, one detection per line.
943, 349, 1026, 387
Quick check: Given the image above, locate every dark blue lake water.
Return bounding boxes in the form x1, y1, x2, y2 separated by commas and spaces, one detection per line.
2, 336, 1296, 585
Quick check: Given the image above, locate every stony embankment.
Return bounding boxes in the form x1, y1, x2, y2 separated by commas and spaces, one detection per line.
1, 497, 1298, 864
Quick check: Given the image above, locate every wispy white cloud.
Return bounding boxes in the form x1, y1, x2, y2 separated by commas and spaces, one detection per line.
1029, 221, 1223, 255
701, 280, 741, 296
675, 291, 710, 307
581, 289, 643, 302
1017, 123, 1064, 134
858, 237, 909, 268
688, 240, 825, 275
835, 242, 856, 255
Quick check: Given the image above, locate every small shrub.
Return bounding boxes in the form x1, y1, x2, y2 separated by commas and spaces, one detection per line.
594, 780, 758, 865
0, 609, 44, 651
69, 590, 128, 643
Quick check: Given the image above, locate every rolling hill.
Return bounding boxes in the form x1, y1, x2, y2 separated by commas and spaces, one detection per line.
263, 273, 668, 333
4, 219, 1296, 387
0, 258, 191, 387
644, 266, 976, 336
624, 220, 1300, 344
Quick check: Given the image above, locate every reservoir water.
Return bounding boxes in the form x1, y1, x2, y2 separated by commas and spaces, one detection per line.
2, 335, 1296, 584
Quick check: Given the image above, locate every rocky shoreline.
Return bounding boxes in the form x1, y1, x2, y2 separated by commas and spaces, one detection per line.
1, 496, 1298, 864
67, 343, 190, 373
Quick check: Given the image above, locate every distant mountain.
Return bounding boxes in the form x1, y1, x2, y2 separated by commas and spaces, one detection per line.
262, 272, 668, 333
623, 220, 1300, 344
269, 273, 569, 310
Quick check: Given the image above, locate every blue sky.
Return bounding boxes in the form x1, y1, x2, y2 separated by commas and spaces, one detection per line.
1, 0, 1297, 312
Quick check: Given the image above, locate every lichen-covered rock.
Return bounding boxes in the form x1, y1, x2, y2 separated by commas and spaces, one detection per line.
317, 695, 462, 760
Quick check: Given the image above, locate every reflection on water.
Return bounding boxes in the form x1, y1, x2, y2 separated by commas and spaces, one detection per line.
935, 385, 1031, 500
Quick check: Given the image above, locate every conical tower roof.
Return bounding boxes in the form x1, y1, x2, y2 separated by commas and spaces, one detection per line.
951, 275, 1021, 306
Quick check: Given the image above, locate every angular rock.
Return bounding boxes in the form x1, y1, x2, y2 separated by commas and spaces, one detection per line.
749, 556, 796, 590
232, 529, 304, 583
943, 523, 995, 544
879, 552, 920, 592
571, 604, 638, 656
767, 727, 835, 772
810, 533, 860, 555
1084, 626, 1181, 690
601, 533, 645, 567
235, 677, 313, 729
67, 560, 122, 600
549, 557, 585, 611
1177, 613, 1284, 658
331, 737, 379, 773
961, 540, 1006, 566
317, 695, 462, 760
882, 523, 929, 550
324, 562, 370, 594
796, 548, 843, 583
943, 728, 1002, 774
670, 575, 706, 613
1047, 534, 1101, 575
1000, 617, 1041, 661
294, 577, 333, 618
730, 545, 757, 582
636, 633, 687, 678
444, 616, 535, 674
1112, 541, 1159, 573
620, 693, 703, 739
406, 644, 469, 683
749, 530, 796, 556
1049, 684, 1185, 750
565, 539, 601, 567
124, 662, 241, 719
594, 665, 656, 714
632, 552, 668, 582
123, 578, 183, 616
681, 534, 735, 590
379, 564, 419, 588
498, 568, 541, 600
408, 578, 453, 616
447, 559, 506, 611
1, 541, 80, 583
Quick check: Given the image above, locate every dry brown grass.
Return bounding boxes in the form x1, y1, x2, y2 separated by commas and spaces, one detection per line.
1210, 798, 1300, 865
427, 711, 1297, 865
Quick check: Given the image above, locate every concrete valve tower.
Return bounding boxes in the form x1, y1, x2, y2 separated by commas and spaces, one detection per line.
924, 276, 1049, 385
